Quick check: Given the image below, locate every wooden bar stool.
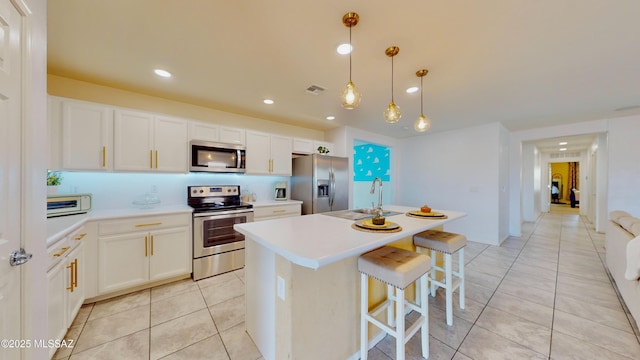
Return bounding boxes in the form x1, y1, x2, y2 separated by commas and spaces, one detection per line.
413, 230, 467, 326
358, 246, 431, 360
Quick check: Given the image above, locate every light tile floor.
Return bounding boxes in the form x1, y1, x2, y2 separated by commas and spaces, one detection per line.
56, 209, 640, 359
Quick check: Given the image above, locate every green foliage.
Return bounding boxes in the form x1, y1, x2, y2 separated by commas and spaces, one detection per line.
47, 170, 62, 186
317, 146, 330, 154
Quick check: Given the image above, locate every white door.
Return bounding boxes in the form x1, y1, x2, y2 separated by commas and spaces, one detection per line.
0, 0, 28, 358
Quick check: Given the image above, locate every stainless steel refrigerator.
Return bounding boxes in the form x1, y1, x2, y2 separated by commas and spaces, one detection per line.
291, 154, 349, 214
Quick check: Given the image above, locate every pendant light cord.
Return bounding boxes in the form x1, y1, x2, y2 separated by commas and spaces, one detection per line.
391, 56, 394, 101
349, 26, 353, 81
420, 74, 424, 115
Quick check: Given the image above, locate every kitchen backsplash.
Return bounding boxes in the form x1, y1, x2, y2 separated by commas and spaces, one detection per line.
56, 172, 290, 210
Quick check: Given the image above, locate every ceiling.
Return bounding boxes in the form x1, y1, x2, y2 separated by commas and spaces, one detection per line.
47, 1, 640, 140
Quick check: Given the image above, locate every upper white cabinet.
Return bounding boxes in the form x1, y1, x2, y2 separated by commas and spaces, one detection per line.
246, 131, 292, 175
48, 97, 114, 171
219, 126, 246, 145
114, 110, 188, 172
292, 138, 313, 154
189, 122, 219, 143
292, 138, 335, 155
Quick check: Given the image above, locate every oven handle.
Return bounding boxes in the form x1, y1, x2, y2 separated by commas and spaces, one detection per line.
193, 208, 254, 219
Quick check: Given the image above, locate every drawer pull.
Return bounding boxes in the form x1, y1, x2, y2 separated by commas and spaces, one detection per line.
272, 209, 287, 213
155, 150, 158, 169
151, 235, 154, 256
144, 236, 148, 257
53, 246, 71, 257
102, 146, 106, 167
149, 150, 153, 169
135, 222, 162, 227
74, 233, 87, 241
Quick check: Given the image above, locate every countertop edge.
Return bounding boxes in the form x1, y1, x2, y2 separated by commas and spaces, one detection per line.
46, 205, 193, 247
235, 207, 467, 270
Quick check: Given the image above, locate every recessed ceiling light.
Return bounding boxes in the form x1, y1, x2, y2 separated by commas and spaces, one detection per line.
263, 99, 274, 105
154, 69, 172, 78
337, 43, 352, 55
326, 115, 335, 121
405, 86, 419, 94
559, 141, 568, 145
559, 148, 567, 151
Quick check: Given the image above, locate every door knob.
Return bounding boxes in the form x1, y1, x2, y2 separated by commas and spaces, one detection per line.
10, 248, 33, 266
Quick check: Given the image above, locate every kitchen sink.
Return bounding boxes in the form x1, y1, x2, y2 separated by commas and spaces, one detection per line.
322, 209, 403, 220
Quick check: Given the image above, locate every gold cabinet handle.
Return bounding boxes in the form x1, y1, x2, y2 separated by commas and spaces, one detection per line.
135, 222, 162, 227
149, 150, 153, 169
272, 209, 286, 213
66, 258, 77, 292
155, 150, 158, 169
73, 258, 78, 289
102, 146, 106, 167
54, 246, 70, 257
151, 235, 154, 256
144, 236, 148, 257
74, 233, 87, 241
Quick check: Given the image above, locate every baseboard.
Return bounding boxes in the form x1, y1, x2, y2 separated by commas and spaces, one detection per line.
346, 330, 387, 360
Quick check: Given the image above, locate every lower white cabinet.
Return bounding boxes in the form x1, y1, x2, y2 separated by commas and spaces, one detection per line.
47, 241, 85, 359
97, 213, 191, 294
253, 202, 301, 221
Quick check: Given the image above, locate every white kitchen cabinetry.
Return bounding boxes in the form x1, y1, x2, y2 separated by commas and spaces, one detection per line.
97, 213, 191, 294
189, 121, 219, 142
60, 99, 113, 170
246, 131, 292, 175
47, 228, 86, 358
253, 202, 301, 221
292, 138, 314, 154
114, 109, 188, 172
219, 126, 246, 145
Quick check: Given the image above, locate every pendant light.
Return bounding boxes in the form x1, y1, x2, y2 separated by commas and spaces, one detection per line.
414, 69, 432, 132
383, 46, 401, 123
340, 12, 361, 109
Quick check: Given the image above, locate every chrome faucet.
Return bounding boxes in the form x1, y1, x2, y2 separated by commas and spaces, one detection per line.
370, 177, 383, 213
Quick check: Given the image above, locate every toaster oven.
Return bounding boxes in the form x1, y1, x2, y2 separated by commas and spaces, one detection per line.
47, 194, 92, 218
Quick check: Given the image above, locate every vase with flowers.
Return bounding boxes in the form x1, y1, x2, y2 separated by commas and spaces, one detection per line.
47, 170, 62, 195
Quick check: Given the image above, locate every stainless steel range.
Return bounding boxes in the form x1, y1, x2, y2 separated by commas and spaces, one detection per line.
188, 185, 253, 280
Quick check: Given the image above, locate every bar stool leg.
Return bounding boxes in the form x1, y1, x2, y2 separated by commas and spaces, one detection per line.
396, 287, 405, 360
387, 284, 395, 326
459, 248, 465, 310
420, 273, 429, 359
445, 253, 453, 326
360, 273, 368, 360
430, 249, 436, 296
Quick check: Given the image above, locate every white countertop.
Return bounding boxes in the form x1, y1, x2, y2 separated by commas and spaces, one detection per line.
234, 205, 466, 269
46, 205, 193, 247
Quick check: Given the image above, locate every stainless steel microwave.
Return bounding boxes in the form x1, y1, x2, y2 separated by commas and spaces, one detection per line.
47, 194, 92, 218
190, 140, 246, 173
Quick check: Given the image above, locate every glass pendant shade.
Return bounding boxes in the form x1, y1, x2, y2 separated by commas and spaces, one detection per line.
340, 80, 362, 109
414, 114, 431, 132
383, 46, 401, 123
384, 101, 401, 123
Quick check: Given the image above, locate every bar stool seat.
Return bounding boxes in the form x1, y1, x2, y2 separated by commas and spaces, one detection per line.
358, 246, 431, 360
413, 230, 467, 326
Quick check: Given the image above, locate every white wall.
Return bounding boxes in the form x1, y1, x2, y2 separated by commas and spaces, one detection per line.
521, 144, 539, 221
397, 122, 503, 245
509, 119, 608, 236
607, 115, 640, 216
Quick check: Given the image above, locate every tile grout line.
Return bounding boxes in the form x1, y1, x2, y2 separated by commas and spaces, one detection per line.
453, 211, 547, 359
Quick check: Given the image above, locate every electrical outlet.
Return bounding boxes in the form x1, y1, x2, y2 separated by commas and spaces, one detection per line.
277, 276, 285, 300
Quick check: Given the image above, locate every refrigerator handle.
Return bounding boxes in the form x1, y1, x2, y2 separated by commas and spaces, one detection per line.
329, 169, 335, 207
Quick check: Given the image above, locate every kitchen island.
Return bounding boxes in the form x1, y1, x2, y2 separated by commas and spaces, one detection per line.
234, 205, 466, 360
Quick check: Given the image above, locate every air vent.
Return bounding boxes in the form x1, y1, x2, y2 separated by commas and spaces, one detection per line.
305, 84, 326, 95
550, 152, 581, 159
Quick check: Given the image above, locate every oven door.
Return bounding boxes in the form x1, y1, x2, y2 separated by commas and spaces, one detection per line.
193, 209, 253, 258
